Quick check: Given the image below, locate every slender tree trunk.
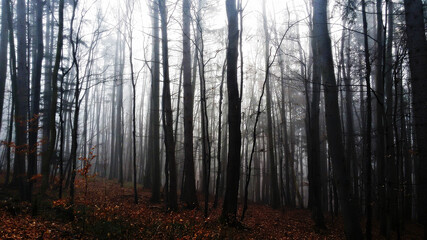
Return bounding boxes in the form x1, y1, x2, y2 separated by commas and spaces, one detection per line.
0, 0, 8, 127
109, 37, 117, 179
5, 0, 17, 188
126, 0, 138, 204
158, 0, 178, 211
374, 1, 388, 235
28, 0, 43, 199
214, 59, 226, 209
44, 0, 63, 194
69, 0, 80, 205
198, 34, 212, 218
262, 0, 280, 209
361, 0, 373, 238
149, 2, 161, 201
384, 1, 398, 233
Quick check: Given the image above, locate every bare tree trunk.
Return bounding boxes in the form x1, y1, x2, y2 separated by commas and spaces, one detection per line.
5, 97, 14, 186
313, 0, 363, 238
27, 0, 43, 199
43, 0, 63, 194
214, 59, 226, 209
15, 0, 29, 200
109, 37, 117, 179
374, 1, 388, 235
5, 0, 17, 188
384, 1, 398, 234
262, 0, 280, 209
148, 2, 161, 202
69, 0, 80, 205
361, 0, 373, 238
308, 24, 326, 228
158, 0, 178, 211
116, 36, 125, 187
41, 0, 53, 174
341, 28, 358, 203
0, 0, 8, 128
403, 0, 427, 237
126, 0, 138, 204
221, 0, 241, 224
181, 0, 198, 209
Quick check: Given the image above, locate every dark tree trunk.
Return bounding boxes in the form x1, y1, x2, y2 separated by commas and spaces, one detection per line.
262, 0, 280, 209
312, 0, 363, 238
158, 0, 178, 211
214, 59, 226, 209
50, 0, 64, 197
149, 2, 161, 201
403, 0, 427, 237
69, 0, 80, 205
374, 1, 387, 235
221, 0, 241, 224
0, 0, 8, 127
181, 0, 198, 209
361, 0, 373, 238
28, 0, 44, 198
43, 0, 64, 194
116, 38, 124, 187
5, 0, 17, 188
109, 29, 118, 180
309, 25, 326, 229
15, 0, 29, 200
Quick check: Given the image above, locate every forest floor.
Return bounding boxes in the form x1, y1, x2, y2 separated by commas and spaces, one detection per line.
0, 177, 423, 239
